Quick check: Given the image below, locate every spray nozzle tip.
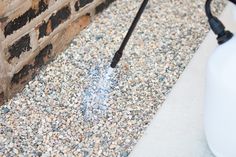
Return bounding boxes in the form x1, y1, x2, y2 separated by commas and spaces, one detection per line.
110, 50, 123, 68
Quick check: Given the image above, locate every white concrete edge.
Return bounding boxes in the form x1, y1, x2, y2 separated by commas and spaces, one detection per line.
129, 3, 236, 157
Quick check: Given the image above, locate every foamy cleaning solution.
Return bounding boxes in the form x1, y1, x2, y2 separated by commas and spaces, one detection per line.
80, 66, 117, 121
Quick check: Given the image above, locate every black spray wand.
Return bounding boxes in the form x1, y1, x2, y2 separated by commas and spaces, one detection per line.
110, 0, 149, 68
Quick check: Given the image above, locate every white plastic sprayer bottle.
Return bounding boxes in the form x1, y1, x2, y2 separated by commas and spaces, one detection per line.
204, 35, 236, 157
203, 1, 236, 156
204, 1, 236, 156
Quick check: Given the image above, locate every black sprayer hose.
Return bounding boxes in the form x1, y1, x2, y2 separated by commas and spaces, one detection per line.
229, 0, 236, 4
205, 0, 213, 19
205, 0, 236, 18
205, 0, 233, 44
110, 0, 149, 68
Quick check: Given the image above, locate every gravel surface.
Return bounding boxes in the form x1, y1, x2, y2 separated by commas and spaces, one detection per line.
0, 0, 225, 156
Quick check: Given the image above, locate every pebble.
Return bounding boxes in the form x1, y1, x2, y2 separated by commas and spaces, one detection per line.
95, 35, 103, 41
2, 107, 10, 114
120, 151, 129, 157
83, 151, 89, 157
45, 107, 52, 113
0, 0, 225, 156
13, 148, 19, 154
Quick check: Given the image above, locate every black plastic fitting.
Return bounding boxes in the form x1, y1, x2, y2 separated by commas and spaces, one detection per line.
205, 0, 233, 45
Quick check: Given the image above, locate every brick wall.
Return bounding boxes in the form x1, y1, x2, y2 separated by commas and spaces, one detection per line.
0, 0, 115, 105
